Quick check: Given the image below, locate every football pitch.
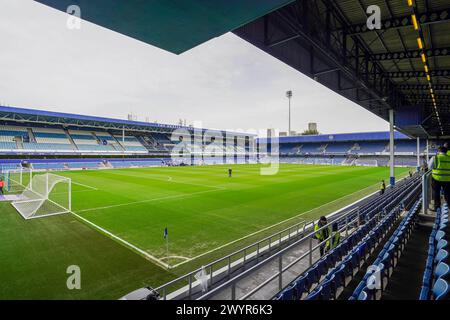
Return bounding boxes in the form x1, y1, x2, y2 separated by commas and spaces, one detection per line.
0, 164, 410, 299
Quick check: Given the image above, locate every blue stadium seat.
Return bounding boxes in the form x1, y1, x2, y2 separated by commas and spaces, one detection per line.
281, 283, 295, 300
294, 275, 308, 299
435, 249, 449, 265
320, 277, 334, 300
305, 268, 319, 292
437, 240, 448, 252
432, 278, 449, 300
435, 262, 450, 280
436, 230, 446, 242
357, 290, 368, 301
305, 287, 322, 300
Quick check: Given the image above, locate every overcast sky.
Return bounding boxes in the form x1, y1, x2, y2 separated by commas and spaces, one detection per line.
0, 0, 389, 136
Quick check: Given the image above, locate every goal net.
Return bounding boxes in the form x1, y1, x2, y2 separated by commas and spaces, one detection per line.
0, 167, 32, 194
12, 173, 71, 220
354, 159, 379, 167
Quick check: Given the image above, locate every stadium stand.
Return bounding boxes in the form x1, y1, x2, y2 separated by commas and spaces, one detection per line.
114, 135, 148, 153
27, 127, 74, 152
0, 106, 252, 158
270, 175, 422, 301
419, 205, 450, 300
263, 131, 437, 168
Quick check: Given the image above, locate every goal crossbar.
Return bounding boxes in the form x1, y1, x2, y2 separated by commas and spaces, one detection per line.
11, 173, 72, 220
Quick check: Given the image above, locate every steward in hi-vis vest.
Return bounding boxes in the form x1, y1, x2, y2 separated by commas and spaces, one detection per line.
326, 223, 341, 252
432, 153, 450, 182
431, 146, 450, 211
314, 216, 331, 257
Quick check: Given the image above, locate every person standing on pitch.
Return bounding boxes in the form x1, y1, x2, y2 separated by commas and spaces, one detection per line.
314, 216, 330, 257
380, 180, 386, 195
228, 168, 232, 178
428, 146, 450, 211
0, 178, 4, 195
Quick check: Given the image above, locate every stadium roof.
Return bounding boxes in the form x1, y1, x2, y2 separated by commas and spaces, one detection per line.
234, 0, 450, 138
257, 131, 410, 144
34, 0, 294, 54
34, 1, 450, 138
0, 106, 253, 136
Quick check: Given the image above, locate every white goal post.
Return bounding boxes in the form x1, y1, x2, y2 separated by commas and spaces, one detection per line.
0, 167, 33, 194
354, 159, 379, 167
12, 173, 72, 220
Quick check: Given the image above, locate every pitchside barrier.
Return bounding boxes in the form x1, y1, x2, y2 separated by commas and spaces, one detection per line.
11, 173, 72, 220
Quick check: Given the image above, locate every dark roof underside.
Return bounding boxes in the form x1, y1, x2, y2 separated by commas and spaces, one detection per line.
233, 0, 450, 138
34, 0, 294, 54
33, 0, 450, 138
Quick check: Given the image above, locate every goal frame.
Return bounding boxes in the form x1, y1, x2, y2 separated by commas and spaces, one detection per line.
354, 159, 379, 167
1, 167, 33, 193
11, 173, 72, 220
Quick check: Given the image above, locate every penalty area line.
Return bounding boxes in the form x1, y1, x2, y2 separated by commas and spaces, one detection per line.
71, 181, 98, 190
69, 211, 171, 269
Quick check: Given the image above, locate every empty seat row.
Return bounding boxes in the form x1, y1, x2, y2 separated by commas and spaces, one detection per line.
420, 205, 449, 300
273, 178, 422, 300
304, 203, 403, 300
350, 199, 422, 300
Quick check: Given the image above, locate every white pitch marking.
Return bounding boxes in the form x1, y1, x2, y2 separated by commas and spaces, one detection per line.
105, 170, 226, 190
75, 188, 223, 213
70, 211, 170, 269
169, 179, 393, 268
71, 181, 98, 190
159, 255, 191, 262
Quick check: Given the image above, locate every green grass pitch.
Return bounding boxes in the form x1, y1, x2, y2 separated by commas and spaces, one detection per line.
0, 164, 410, 299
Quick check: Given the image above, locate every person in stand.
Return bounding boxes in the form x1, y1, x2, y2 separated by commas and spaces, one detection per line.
380, 180, 386, 195
314, 216, 331, 257
409, 170, 413, 178
428, 146, 450, 211
325, 223, 341, 253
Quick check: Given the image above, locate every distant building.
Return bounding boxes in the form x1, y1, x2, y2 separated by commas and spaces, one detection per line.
267, 128, 276, 138
308, 123, 317, 132
279, 132, 287, 137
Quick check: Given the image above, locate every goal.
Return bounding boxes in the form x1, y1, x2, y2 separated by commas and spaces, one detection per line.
12, 173, 72, 220
0, 167, 33, 194
354, 159, 379, 167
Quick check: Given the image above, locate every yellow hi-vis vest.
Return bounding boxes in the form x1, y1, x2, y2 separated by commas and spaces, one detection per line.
314, 224, 331, 242
432, 153, 450, 182
326, 232, 341, 251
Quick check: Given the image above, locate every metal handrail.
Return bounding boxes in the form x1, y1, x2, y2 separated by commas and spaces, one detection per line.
156, 216, 311, 299
197, 207, 360, 300
422, 170, 432, 215
239, 216, 358, 300
155, 173, 421, 299
198, 176, 422, 300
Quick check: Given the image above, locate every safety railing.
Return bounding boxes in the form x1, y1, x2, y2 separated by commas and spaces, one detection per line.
155, 217, 313, 300
197, 207, 360, 300
422, 170, 432, 215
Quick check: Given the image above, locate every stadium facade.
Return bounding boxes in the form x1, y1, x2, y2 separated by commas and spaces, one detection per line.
0, 105, 437, 171
0, 105, 256, 169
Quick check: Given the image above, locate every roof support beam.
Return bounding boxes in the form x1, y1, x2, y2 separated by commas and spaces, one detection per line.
397, 84, 450, 91
335, 9, 450, 35
384, 69, 450, 78
369, 47, 450, 61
